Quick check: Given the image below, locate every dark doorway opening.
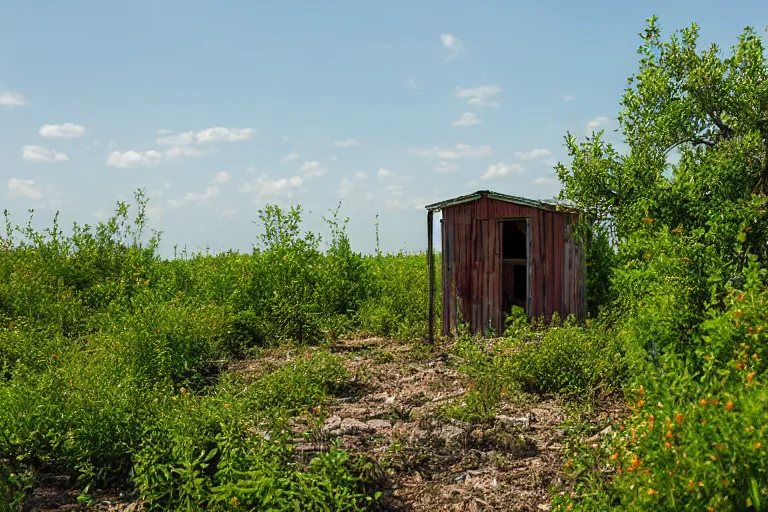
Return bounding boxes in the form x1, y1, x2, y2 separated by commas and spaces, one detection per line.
501, 220, 528, 321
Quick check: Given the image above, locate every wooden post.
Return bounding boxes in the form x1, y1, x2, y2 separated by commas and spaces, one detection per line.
427, 210, 435, 346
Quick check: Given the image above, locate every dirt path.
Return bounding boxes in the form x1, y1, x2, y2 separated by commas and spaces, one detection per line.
289, 337, 575, 511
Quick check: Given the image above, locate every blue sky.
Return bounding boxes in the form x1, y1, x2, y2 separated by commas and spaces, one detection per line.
1, 1, 764, 256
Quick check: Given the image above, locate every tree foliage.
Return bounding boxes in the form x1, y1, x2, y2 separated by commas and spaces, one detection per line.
557, 17, 768, 308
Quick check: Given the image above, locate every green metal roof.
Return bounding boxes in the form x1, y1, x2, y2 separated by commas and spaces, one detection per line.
424, 190, 580, 213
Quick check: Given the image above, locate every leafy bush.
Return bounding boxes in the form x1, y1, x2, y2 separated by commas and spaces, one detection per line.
555, 260, 768, 511
548, 16, 768, 511
242, 350, 348, 418
132, 392, 375, 511
503, 316, 625, 396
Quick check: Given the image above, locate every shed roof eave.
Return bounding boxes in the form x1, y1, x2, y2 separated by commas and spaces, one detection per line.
424, 190, 581, 214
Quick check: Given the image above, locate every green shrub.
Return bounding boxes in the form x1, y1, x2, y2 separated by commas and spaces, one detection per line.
131, 393, 376, 511
242, 350, 348, 418
502, 316, 625, 396
554, 259, 768, 511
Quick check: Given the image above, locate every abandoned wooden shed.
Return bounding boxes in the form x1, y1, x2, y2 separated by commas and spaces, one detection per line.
425, 190, 586, 341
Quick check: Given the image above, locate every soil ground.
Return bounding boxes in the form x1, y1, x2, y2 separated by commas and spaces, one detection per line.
22, 337, 625, 511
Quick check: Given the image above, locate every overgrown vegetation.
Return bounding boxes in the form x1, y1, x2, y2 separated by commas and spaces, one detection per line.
2, 13, 768, 512
546, 16, 768, 511
0, 194, 436, 510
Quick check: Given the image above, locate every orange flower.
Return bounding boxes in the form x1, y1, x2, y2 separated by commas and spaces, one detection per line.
631, 456, 641, 470
643, 217, 654, 224
699, 399, 708, 407
610, 452, 620, 461
748, 372, 756, 384
725, 400, 734, 411
637, 399, 645, 408
664, 442, 672, 449
223, 403, 231, 409
666, 430, 674, 439
51, 353, 59, 359
675, 413, 683, 424
648, 488, 658, 496
755, 442, 762, 449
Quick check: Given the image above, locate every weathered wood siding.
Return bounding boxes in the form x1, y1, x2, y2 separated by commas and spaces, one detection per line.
440, 194, 584, 336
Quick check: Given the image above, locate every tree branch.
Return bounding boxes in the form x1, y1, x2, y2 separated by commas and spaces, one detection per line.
708, 110, 735, 140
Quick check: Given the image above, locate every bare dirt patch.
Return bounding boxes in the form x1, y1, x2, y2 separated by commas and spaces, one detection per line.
288, 337, 605, 511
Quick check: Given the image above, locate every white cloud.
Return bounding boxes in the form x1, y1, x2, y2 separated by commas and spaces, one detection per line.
434, 161, 458, 173
106, 144, 211, 168
8, 178, 42, 199
212, 171, 231, 184
39, 123, 86, 138
167, 186, 219, 210
196, 127, 255, 143
533, 177, 556, 185
564, 95, 575, 101
22, 145, 69, 163
386, 184, 404, 196
440, 34, 465, 60
339, 177, 355, 198
150, 182, 172, 197
146, 206, 163, 221
183, 186, 219, 203
0, 91, 27, 107
218, 203, 237, 219
410, 143, 493, 160
240, 174, 304, 201
334, 139, 359, 148
354, 171, 368, 179
587, 116, 609, 129
106, 149, 165, 168
157, 131, 195, 146
156, 127, 256, 145
451, 112, 481, 127
163, 145, 206, 159
481, 162, 524, 180
378, 168, 394, 178
281, 151, 300, 163
453, 85, 502, 107
155, 128, 174, 135
514, 148, 551, 160
301, 160, 327, 177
